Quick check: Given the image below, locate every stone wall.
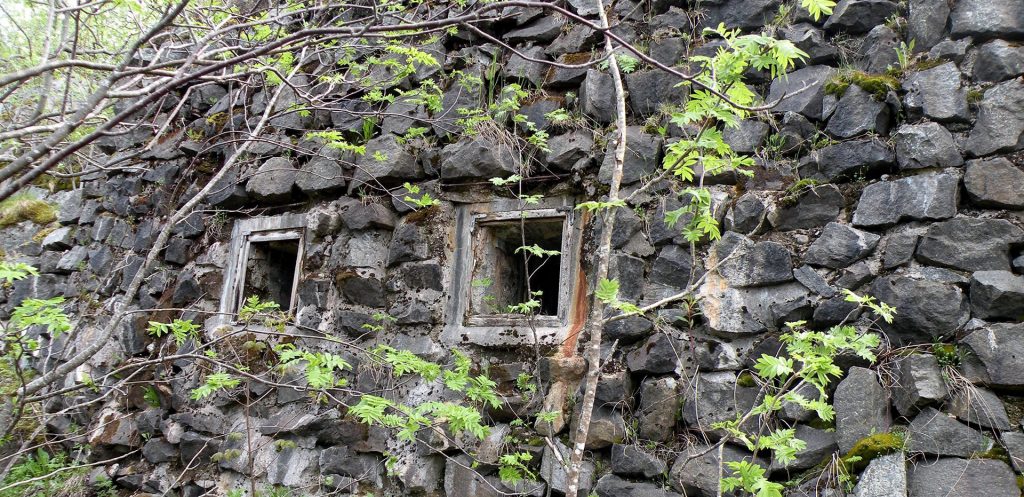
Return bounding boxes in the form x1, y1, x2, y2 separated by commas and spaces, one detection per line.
3, 0, 1024, 495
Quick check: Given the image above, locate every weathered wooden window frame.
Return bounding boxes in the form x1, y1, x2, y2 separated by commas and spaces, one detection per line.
443, 196, 583, 346
217, 214, 306, 324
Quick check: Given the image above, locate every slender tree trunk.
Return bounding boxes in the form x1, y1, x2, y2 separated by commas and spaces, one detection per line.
563, 0, 627, 494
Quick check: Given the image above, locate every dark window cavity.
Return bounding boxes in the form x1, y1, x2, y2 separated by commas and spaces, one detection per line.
470, 218, 564, 316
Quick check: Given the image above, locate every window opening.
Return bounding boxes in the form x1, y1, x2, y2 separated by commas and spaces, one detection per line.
470, 219, 563, 316
240, 237, 300, 312
444, 197, 582, 346
217, 214, 306, 328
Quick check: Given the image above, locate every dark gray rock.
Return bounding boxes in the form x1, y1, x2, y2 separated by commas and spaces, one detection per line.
649, 37, 686, 66
340, 276, 385, 307
41, 226, 74, 250
798, 138, 894, 182
851, 172, 959, 228
670, 444, 755, 497
908, 0, 950, 52
380, 99, 425, 136
626, 333, 679, 374
722, 119, 769, 155
870, 275, 970, 342
330, 100, 372, 134
824, 0, 898, 34
910, 458, 1018, 497
892, 354, 948, 416
893, 122, 963, 170
179, 431, 219, 465
853, 453, 907, 497
574, 406, 626, 449
319, 446, 381, 486
295, 158, 345, 194
605, 316, 654, 345
636, 377, 678, 442
907, 406, 992, 456
387, 222, 428, 266
972, 40, 1024, 83
767, 65, 835, 121
609, 207, 643, 249
963, 158, 1024, 208
545, 54, 590, 87
794, 265, 836, 297
142, 438, 177, 464
966, 79, 1024, 157
970, 271, 1024, 320
770, 425, 837, 472
961, 322, 1024, 387
610, 253, 644, 301
56, 246, 89, 273
680, 372, 757, 427
627, 69, 689, 118
400, 454, 444, 494
164, 237, 191, 265
596, 370, 632, 405
386, 262, 443, 291
546, 130, 594, 171
949, 0, 1024, 39
804, 223, 881, 269
342, 203, 396, 231
701, 0, 782, 30
246, 157, 297, 202
768, 184, 845, 230
594, 475, 679, 497
545, 24, 601, 57
700, 282, 812, 336
354, 134, 422, 186
504, 45, 549, 89
949, 386, 1012, 431
825, 85, 891, 138
714, 232, 793, 287
649, 245, 693, 289
836, 260, 874, 289
776, 111, 817, 152
540, 440, 594, 496
725, 194, 766, 234
598, 127, 663, 185
783, 24, 838, 66
904, 63, 969, 123
611, 444, 667, 478
440, 136, 515, 181
929, 38, 972, 63
834, 367, 891, 453
505, 16, 563, 44
1002, 432, 1024, 472
916, 218, 1024, 272
580, 69, 616, 123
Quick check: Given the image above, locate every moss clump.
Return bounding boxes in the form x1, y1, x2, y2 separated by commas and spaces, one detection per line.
841, 432, 904, 473
971, 446, 1011, 464
824, 71, 901, 99
0, 195, 57, 227
736, 371, 757, 388
31, 224, 58, 243
932, 343, 960, 367
967, 88, 985, 104
781, 178, 821, 206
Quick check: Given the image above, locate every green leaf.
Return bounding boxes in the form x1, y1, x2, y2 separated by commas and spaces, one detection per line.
595, 278, 619, 304
754, 355, 794, 380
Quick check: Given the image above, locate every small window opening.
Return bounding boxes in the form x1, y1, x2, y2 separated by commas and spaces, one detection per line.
471, 219, 563, 316
234, 230, 303, 314
242, 239, 299, 310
